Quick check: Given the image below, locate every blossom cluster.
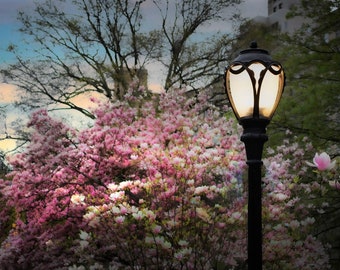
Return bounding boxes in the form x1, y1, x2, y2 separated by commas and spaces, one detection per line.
0, 86, 336, 269
261, 136, 337, 269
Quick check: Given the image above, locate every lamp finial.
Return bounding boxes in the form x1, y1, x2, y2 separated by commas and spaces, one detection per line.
250, 41, 257, 49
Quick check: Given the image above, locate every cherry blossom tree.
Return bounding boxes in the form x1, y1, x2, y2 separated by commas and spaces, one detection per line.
0, 85, 336, 269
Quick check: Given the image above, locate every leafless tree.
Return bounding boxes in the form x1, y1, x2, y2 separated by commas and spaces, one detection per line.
2, 0, 241, 119
153, 0, 241, 90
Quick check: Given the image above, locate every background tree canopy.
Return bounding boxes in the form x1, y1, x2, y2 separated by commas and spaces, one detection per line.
1, 0, 241, 117
233, 0, 339, 154
274, 0, 340, 151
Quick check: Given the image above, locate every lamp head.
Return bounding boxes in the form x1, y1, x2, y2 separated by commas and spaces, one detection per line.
225, 42, 285, 125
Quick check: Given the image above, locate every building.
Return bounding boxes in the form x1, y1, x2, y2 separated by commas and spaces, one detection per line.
253, 0, 305, 34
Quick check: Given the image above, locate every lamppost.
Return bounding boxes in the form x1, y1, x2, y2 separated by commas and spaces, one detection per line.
224, 42, 285, 270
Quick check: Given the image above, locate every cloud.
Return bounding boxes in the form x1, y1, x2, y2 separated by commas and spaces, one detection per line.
148, 83, 164, 94
0, 138, 17, 152
239, 0, 268, 18
0, 83, 19, 103
0, 0, 35, 24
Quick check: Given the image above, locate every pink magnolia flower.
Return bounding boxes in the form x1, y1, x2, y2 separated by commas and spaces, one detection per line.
114, 216, 125, 224
306, 152, 336, 171
329, 181, 340, 190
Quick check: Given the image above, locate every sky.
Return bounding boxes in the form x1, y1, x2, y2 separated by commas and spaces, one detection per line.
0, 0, 268, 64
0, 0, 268, 152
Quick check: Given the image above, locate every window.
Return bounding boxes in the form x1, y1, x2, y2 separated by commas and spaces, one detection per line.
273, 6, 277, 12
279, 3, 283, 9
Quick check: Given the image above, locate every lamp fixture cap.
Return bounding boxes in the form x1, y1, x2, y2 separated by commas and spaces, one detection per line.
234, 41, 272, 64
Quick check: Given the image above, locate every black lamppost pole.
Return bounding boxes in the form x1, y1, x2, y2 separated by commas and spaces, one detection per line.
224, 42, 285, 270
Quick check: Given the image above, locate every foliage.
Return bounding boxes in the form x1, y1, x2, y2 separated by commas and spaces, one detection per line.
0, 86, 336, 269
273, 0, 340, 150
230, 21, 280, 57
262, 133, 338, 269
230, 1, 340, 152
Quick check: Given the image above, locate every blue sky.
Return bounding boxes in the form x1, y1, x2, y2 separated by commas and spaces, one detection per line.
0, 0, 32, 63
0, 0, 36, 64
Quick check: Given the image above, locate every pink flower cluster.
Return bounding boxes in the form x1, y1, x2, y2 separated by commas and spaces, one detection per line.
0, 86, 334, 269
261, 138, 335, 269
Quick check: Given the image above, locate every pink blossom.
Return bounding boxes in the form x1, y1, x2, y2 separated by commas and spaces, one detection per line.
329, 181, 340, 190
70, 194, 85, 205
306, 152, 336, 171
114, 216, 125, 224
152, 225, 162, 234
289, 220, 300, 229
132, 211, 144, 220
0, 87, 334, 269
271, 192, 289, 202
